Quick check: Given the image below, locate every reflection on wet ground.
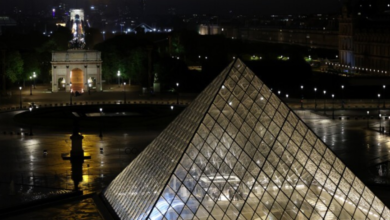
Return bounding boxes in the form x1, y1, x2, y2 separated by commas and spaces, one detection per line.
296, 110, 390, 181
0, 109, 161, 217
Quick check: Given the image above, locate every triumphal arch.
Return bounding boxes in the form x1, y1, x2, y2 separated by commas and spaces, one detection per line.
51, 9, 102, 93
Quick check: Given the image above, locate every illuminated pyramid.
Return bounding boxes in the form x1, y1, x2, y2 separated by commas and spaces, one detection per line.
103, 59, 390, 220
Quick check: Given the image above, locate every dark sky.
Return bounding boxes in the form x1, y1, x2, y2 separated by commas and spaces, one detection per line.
148, 0, 343, 15
0, 0, 343, 15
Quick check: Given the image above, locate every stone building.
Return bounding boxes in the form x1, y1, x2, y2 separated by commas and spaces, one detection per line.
51, 50, 102, 92
338, 0, 390, 74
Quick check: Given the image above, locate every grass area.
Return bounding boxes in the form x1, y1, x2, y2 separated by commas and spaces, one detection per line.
13, 105, 185, 131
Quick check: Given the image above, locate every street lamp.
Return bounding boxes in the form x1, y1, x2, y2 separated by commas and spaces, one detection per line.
286, 94, 289, 99
70, 82, 73, 106
99, 108, 103, 138
367, 111, 369, 128
378, 93, 381, 115
176, 82, 179, 105
29, 76, 33, 95
341, 85, 344, 108
88, 83, 91, 95
123, 82, 127, 104
33, 72, 36, 89
117, 71, 120, 87
300, 85, 304, 109
19, 87, 22, 109
314, 87, 317, 109
29, 107, 33, 135
332, 94, 335, 119
383, 85, 386, 108
323, 90, 326, 115
379, 113, 382, 133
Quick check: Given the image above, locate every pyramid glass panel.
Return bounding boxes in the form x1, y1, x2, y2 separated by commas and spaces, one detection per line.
103, 59, 390, 220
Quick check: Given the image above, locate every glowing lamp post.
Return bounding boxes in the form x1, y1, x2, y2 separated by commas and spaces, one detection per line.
379, 113, 382, 133
29, 76, 33, 95
341, 85, 344, 108
88, 83, 91, 95
176, 82, 179, 105
99, 108, 103, 138
383, 85, 386, 108
314, 87, 317, 109
367, 111, 369, 128
33, 72, 36, 89
117, 71, 120, 87
323, 90, 326, 115
19, 87, 22, 109
29, 107, 33, 135
332, 94, 335, 119
378, 94, 381, 115
123, 82, 127, 104
300, 85, 304, 109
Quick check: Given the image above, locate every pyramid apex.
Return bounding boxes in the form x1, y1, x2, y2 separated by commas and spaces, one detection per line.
104, 60, 390, 220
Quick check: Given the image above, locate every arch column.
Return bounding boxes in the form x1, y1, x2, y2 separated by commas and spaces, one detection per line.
66, 66, 71, 92
52, 66, 57, 92
84, 65, 88, 93
97, 65, 102, 91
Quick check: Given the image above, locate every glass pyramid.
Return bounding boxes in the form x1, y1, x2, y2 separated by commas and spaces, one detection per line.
103, 59, 390, 220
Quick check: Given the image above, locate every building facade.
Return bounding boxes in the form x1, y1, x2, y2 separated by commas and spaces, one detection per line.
51, 50, 102, 93
200, 1, 390, 75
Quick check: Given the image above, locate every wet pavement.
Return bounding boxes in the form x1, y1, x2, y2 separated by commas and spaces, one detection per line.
0, 110, 162, 219
5, 197, 103, 220
1, 108, 390, 218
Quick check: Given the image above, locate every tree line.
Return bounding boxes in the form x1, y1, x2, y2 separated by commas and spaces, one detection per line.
0, 25, 314, 93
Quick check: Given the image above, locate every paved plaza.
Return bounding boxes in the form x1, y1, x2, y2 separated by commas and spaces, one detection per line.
1, 96, 390, 218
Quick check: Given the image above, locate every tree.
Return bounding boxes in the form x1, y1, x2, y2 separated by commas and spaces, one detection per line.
21, 52, 40, 84
125, 48, 147, 85
5, 50, 23, 83
100, 45, 121, 83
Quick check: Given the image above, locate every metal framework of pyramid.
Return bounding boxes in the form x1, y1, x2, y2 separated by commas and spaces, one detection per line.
103, 59, 390, 220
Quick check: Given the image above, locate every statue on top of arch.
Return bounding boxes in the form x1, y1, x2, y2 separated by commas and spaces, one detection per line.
68, 9, 87, 50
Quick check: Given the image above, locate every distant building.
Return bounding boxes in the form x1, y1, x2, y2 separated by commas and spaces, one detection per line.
0, 16, 17, 35
197, 1, 390, 75
338, 0, 390, 74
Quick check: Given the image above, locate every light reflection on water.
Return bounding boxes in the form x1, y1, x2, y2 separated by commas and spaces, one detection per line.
85, 112, 142, 117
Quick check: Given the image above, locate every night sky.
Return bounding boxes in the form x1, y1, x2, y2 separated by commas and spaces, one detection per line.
0, 0, 343, 15
148, 0, 343, 15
